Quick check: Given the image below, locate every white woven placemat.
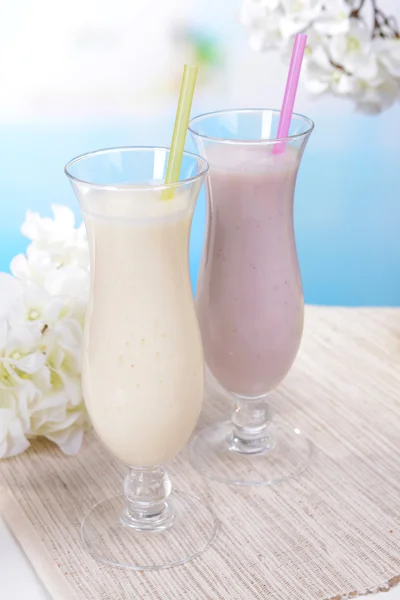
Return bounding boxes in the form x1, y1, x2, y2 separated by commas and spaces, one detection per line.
1, 306, 400, 600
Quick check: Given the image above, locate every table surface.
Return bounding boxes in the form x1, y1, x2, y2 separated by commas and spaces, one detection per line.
0, 514, 399, 599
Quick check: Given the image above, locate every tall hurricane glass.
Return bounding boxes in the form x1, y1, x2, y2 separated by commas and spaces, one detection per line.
65, 147, 216, 570
189, 109, 314, 486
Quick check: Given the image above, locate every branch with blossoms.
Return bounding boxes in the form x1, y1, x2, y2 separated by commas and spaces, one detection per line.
240, 0, 400, 113
349, 0, 399, 37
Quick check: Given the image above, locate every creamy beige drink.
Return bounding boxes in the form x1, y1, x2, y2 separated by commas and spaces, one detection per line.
81, 187, 204, 467
66, 147, 216, 572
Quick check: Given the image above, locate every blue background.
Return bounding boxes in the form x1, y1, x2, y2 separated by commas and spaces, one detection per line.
1, 109, 399, 306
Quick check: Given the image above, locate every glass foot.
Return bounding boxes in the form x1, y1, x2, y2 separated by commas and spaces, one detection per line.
190, 419, 312, 486
81, 491, 217, 570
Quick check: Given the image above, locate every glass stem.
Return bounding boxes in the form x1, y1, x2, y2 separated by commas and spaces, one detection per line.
121, 466, 175, 532
227, 395, 274, 454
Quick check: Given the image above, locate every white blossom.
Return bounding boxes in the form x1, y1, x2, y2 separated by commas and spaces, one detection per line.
313, 0, 351, 36
0, 374, 38, 458
303, 32, 355, 96
279, 0, 321, 39
11, 205, 89, 287
354, 72, 399, 114
240, 0, 285, 50
329, 20, 379, 81
302, 21, 400, 112
240, 0, 400, 114
0, 207, 90, 459
375, 38, 400, 78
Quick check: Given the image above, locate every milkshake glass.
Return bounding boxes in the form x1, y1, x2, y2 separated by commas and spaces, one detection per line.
65, 147, 216, 569
189, 109, 314, 486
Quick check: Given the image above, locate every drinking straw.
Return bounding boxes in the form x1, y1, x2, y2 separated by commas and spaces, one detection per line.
163, 64, 198, 199
274, 33, 307, 155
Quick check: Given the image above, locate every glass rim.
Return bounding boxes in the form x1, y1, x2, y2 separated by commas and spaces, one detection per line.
188, 108, 315, 145
64, 146, 209, 191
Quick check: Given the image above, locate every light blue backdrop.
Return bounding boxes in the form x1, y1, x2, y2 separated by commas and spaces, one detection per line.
0, 108, 399, 306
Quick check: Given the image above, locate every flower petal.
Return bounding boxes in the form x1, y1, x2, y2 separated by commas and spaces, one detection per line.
10, 254, 30, 279
0, 408, 30, 458
51, 205, 75, 231
46, 423, 85, 456
13, 352, 47, 375
0, 274, 23, 318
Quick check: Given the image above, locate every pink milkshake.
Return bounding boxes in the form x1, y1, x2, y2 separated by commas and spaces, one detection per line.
196, 146, 303, 398
189, 109, 314, 487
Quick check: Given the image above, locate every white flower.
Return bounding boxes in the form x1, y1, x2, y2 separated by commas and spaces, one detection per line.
240, 0, 400, 114
313, 0, 352, 36
279, 0, 322, 39
0, 207, 91, 459
375, 38, 400, 78
303, 34, 352, 96
0, 314, 46, 457
11, 204, 89, 287
302, 20, 399, 113
354, 72, 399, 114
0, 376, 38, 458
10, 205, 89, 326
240, 0, 285, 50
0, 273, 23, 318
21, 205, 88, 267
329, 20, 379, 81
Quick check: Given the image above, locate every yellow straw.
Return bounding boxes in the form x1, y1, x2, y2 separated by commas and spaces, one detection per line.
162, 64, 198, 200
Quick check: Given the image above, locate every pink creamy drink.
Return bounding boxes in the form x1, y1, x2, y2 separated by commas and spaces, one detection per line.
189, 109, 314, 487
196, 145, 303, 398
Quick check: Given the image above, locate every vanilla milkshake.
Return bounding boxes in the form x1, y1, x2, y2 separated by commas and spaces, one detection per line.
80, 186, 204, 467
66, 148, 217, 572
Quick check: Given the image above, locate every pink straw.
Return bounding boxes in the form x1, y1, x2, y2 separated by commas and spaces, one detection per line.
274, 33, 307, 155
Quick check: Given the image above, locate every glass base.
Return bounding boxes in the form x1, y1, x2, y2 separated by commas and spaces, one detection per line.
190, 419, 312, 486
81, 491, 217, 570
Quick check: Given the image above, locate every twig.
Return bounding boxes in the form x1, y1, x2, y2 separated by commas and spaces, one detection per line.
349, 0, 366, 19
348, 0, 400, 39
371, 0, 400, 39
331, 0, 399, 76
